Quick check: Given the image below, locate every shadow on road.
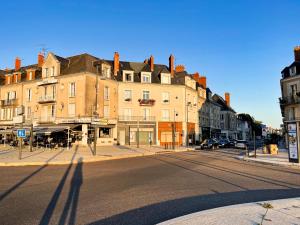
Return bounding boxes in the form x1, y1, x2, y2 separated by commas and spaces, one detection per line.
0, 148, 67, 202
88, 188, 300, 225
38, 146, 80, 225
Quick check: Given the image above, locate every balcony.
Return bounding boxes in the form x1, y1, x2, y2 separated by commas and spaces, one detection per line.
279, 95, 300, 106
118, 116, 156, 122
38, 95, 56, 103
138, 99, 155, 106
0, 99, 17, 107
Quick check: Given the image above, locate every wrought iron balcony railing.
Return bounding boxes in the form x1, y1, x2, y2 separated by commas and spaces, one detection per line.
118, 115, 156, 121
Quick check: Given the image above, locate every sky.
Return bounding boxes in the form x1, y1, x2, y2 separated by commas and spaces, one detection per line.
1, 0, 300, 128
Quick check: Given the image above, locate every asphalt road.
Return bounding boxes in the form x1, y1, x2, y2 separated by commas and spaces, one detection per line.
1, 149, 300, 225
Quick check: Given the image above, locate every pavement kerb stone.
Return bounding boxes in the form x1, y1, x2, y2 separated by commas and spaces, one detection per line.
0, 148, 192, 167
236, 155, 300, 168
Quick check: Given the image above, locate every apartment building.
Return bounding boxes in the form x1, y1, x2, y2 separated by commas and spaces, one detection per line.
113, 53, 205, 146
280, 46, 300, 161
0, 53, 118, 146
212, 93, 237, 139
199, 88, 221, 140
0, 51, 206, 147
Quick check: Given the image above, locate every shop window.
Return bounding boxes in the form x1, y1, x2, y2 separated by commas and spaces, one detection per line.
99, 128, 111, 138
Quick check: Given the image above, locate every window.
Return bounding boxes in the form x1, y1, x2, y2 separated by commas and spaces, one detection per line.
52, 85, 56, 98
143, 108, 150, 120
161, 73, 171, 84
124, 108, 132, 120
104, 105, 110, 118
289, 107, 295, 120
99, 128, 111, 138
68, 103, 75, 117
124, 90, 132, 101
124, 72, 133, 82
143, 90, 150, 100
7, 91, 16, 100
26, 89, 32, 102
161, 109, 170, 121
290, 66, 297, 76
29, 71, 33, 80
69, 82, 76, 97
291, 84, 297, 96
51, 105, 56, 117
7, 76, 11, 84
45, 68, 49, 77
0, 109, 5, 120
50, 67, 55, 77
104, 86, 109, 100
27, 107, 31, 119
7, 108, 12, 120
102, 65, 111, 78
162, 92, 169, 103
14, 74, 18, 83
141, 73, 151, 83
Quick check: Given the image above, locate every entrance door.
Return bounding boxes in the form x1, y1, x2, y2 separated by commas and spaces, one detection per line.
119, 130, 125, 145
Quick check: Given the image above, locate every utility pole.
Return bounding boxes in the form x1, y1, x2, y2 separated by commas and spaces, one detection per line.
186, 101, 190, 147
137, 117, 140, 148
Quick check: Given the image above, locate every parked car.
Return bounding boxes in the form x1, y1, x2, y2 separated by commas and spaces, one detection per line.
218, 139, 230, 148
235, 140, 248, 149
199, 139, 219, 150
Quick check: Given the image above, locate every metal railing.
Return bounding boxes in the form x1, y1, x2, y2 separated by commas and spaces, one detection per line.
0, 99, 17, 106
283, 117, 300, 122
118, 115, 156, 121
279, 95, 300, 105
38, 95, 56, 103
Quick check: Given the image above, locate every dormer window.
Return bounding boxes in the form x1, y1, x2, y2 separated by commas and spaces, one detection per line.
29, 71, 33, 80
290, 66, 296, 76
45, 68, 49, 77
123, 71, 134, 82
102, 64, 111, 78
161, 73, 171, 84
50, 67, 55, 77
141, 73, 151, 83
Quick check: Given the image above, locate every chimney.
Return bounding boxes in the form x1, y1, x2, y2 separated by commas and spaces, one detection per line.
15, 57, 21, 71
175, 65, 185, 72
169, 54, 174, 77
150, 55, 154, 72
193, 72, 199, 81
225, 92, 230, 106
198, 76, 207, 89
113, 52, 119, 76
38, 52, 44, 67
294, 46, 300, 61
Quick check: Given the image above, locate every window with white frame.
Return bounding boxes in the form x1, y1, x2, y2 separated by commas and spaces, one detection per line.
7, 108, 12, 120
123, 71, 134, 82
102, 65, 111, 78
104, 105, 110, 118
0, 109, 5, 120
124, 90, 132, 101
141, 73, 151, 83
27, 106, 32, 119
69, 82, 76, 97
68, 103, 75, 117
26, 89, 32, 102
7, 91, 16, 100
7, 76, 11, 84
124, 108, 132, 120
142, 108, 150, 120
104, 86, 109, 100
161, 109, 170, 121
45, 68, 49, 78
143, 90, 150, 100
162, 92, 169, 103
29, 71, 33, 80
161, 73, 171, 84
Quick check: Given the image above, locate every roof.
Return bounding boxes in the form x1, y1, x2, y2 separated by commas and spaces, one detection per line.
281, 61, 300, 79
212, 94, 236, 113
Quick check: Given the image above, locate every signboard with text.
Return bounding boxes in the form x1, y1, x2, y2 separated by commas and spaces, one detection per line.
287, 123, 299, 163
17, 129, 26, 138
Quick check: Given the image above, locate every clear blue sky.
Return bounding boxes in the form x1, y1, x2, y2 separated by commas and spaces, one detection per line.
1, 0, 300, 128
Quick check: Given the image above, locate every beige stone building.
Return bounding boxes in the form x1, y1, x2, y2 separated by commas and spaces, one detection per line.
0, 51, 206, 147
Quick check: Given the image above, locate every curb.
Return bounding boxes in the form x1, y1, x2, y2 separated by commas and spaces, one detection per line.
0, 149, 190, 167
236, 155, 300, 168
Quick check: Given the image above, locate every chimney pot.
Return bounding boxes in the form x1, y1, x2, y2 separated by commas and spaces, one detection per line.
175, 65, 185, 72
150, 55, 154, 72
225, 92, 230, 106
15, 57, 21, 71
198, 76, 207, 89
169, 54, 174, 77
38, 52, 44, 67
294, 46, 300, 61
114, 52, 120, 76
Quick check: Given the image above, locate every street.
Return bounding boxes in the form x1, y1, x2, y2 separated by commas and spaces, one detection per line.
1, 149, 300, 225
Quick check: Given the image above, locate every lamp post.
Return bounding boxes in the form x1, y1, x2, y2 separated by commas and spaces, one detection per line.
186, 94, 191, 147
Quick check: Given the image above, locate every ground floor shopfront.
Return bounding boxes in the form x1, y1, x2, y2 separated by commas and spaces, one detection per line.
201, 127, 221, 141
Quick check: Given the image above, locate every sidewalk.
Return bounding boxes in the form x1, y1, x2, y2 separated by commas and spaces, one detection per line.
159, 197, 300, 225
237, 148, 300, 168
0, 144, 191, 167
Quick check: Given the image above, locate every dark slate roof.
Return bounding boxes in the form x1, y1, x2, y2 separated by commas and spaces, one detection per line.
212, 94, 236, 113
281, 61, 300, 79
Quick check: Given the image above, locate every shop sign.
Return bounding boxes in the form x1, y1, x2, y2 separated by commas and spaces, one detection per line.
287, 123, 299, 163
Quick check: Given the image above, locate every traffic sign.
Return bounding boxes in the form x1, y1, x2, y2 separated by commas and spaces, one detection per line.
17, 129, 26, 138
